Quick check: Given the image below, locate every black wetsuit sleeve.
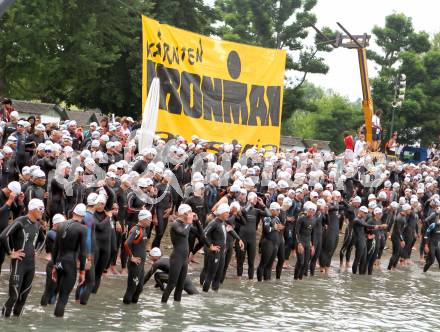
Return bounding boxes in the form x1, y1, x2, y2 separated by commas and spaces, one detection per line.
263, 217, 276, 234
0, 219, 22, 255
78, 226, 87, 271
424, 223, 437, 240
126, 193, 138, 213
52, 228, 60, 264
95, 216, 110, 231
144, 261, 159, 284
396, 218, 404, 241
35, 224, 46, 251
424, 213, 437, 227
203, 222, 216, 247
239, 208, 249, 226
256, 204, 270, 218
354, 218, 374, 228
387, 213, 394, 232
295, 216, 303, 243
124, 227, 139, 257
0, 203, 11, 225
10, 202, 24, 219
103, 185, 116, 210
174, 221, 191, 237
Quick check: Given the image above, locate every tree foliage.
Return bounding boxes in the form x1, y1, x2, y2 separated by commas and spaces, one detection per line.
215, 0, 335, 120
368, 13, 434, 145
282, 83, 363, 152
0, 0, 218, 116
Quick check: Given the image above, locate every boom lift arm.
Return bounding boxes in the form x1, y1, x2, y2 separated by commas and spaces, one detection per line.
313, 23, 373, 144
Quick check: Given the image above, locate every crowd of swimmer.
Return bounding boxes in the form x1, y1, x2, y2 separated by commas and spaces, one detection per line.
0, 107, 440, 319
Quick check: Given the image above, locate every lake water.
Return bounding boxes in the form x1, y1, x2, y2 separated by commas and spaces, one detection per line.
1, 258, 440, 331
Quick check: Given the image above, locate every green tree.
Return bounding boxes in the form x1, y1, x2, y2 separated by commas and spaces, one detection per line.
215, 0, 335, 121
148, 0, 219, 35
431, 32, 440, 50
282, 83, 362, 151
397, 49, 440, 145
367, 13, 430, 76
0, 0, 219, 116
367, 13, 430, 142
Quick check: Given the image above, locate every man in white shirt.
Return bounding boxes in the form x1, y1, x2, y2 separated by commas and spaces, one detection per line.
372, 109, 382, 152
354, 133, 367, 158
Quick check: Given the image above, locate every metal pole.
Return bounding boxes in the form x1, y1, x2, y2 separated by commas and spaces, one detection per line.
390, 106, 396, 140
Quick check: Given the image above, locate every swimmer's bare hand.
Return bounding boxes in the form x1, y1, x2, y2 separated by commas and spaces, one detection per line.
78, 271, 85, 285
131, 256, 141, 265
10, 249, 25, 260
209, 244, 220, 252
51, 267, 57, 282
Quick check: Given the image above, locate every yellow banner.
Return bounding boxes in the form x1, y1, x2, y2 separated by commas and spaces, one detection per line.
142, 15, 286, 150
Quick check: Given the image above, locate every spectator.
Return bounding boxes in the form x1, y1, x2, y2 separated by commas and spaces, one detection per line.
372, 109, 383, 152
343, 132, 354, 151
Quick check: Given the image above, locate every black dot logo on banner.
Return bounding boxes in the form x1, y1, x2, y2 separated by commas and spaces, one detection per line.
227, 51, 241, 80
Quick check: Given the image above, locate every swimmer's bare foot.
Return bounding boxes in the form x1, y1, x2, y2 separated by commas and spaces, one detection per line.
109, 266, 119, 275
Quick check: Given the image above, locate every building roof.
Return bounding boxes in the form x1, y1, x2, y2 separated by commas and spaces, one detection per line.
303, 139, 332, 151
64, 110, 99, 126
11, 99, 64, 116
6, 99, 103, 126
280, 135, 305, 148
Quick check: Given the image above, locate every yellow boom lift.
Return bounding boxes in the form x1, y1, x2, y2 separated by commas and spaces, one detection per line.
313, 23, 374, 144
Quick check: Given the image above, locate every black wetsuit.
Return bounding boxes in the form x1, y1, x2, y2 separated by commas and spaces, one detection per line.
48, 176, 67, 219
162, 219, 191, 303
75, 211, 97, 304
93, 210, 112, 293
221, 215, 241, 283
24, 182, 45, 207
236, 203, 267, 279
184, 195, 207, 256
285, 199, 302, 260
66, 181, 86, 218
40, 229, 57, 306
144, 257, 198, 295
420, 205, 435, 257
352, 217, 373, 275
201, 218, 227, 292
257, 215, 282, 281
131, 159, 149, 175
319, 202, 341, 269
52, 220, 87, 317
388, 214, 406, 270
376, 214, 387, 261
152, 182, 172, 248
310, 212, 325, 276
403, 210, 418, 259
123, 223, 149, 304
0, 157, 18, 187
423, 217, 440, 272
115, 187, 129, 269
0, 191, 23, 273
366, 218, 381, 275
340, 206, 356, 265
294, 215, 315, 280
0, 216, 44, 317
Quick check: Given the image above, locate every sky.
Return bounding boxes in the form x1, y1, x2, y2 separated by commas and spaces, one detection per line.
307, 0, 440, 100
205, 0, 440, 100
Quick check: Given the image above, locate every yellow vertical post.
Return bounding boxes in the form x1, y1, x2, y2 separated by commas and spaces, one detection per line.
357, 48, 373, 144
